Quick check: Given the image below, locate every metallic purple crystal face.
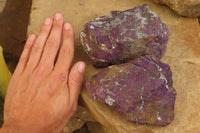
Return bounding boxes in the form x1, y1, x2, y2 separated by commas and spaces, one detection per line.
80, 4, 169, 67
86, 55, 176, 126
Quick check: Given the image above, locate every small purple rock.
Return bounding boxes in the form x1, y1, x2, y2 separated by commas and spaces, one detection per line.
80, 4, 169, 67
86, 55, 176, 126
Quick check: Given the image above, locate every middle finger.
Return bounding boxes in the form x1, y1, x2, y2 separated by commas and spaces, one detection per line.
38, 13, 64, 69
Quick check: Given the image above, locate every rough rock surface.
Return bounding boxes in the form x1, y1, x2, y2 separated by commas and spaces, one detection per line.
153, 0, 200, 17
86, 122, 108, 133
80, 4, 169, 67
0, 0, 6, 13
61, 106, 96, 133
86, 55, 176, 126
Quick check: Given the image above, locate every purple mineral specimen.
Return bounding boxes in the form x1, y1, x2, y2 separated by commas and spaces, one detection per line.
80, 4, 169, 67
86, 55, 176, 126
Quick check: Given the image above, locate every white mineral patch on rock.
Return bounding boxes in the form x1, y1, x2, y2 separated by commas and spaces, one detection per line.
157, 112, 162, 121
105, 96, 115, 106
90, 25, 95, 29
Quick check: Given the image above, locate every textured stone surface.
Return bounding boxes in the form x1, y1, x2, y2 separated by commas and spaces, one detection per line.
80, 5, 169, 67
28, 0, 200, 132
0, 0, 6, 13
86, 55, 176, 126
61, 106, 96, 133
62, 118, 85, 133
153, 0, 200, 17
86, 122, 108, 133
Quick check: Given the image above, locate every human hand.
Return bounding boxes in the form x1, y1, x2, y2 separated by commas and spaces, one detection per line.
0, 13, 85, 133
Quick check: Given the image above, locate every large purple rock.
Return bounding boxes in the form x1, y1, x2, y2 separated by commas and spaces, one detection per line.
80, 4, 169, 67
86, 55, 176, 126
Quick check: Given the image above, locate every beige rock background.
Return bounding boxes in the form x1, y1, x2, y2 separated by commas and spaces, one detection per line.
86, 122, 108, 133
152, 0, 200, 17
61, 106, 96, 133
0, 0, 6, 13
28, 0, 200, 133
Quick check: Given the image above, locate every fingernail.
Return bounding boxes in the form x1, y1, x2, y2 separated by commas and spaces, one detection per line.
78, 62, 86, 73
30, 34, 36, 41
64, 23, 71, 30
55, 13, 62, 20
44, 18, 51, 25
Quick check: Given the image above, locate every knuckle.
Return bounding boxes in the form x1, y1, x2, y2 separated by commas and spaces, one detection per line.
53, 22, 62, 29
61, 47, 73, 56
40, 24, 50, 33
39, 32, 48, 39
48, 84, 55, 97
32, 44, 42, 52
46, 39, 59, 48
24, 42, 33, 50
54, 72, 66, 82
19, 57, 28, 63
69, 76, 81, 88
34, 65, 48, 78
24, 46, 31, 52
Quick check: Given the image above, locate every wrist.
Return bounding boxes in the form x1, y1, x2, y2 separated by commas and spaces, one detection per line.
0, 124, 42, 133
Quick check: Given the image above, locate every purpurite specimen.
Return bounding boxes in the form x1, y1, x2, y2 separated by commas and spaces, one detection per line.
80, 4, 169, 67
86, 55, 176, 126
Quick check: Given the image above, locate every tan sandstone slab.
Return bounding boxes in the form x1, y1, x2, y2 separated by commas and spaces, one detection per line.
86, 122, 108, 133
153, 0, 200, 17
28, 0, 200, 133
61, 105, 96, 133
0, 0, 6, 13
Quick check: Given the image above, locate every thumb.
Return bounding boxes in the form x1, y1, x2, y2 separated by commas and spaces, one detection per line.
68, 61, 86, 104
